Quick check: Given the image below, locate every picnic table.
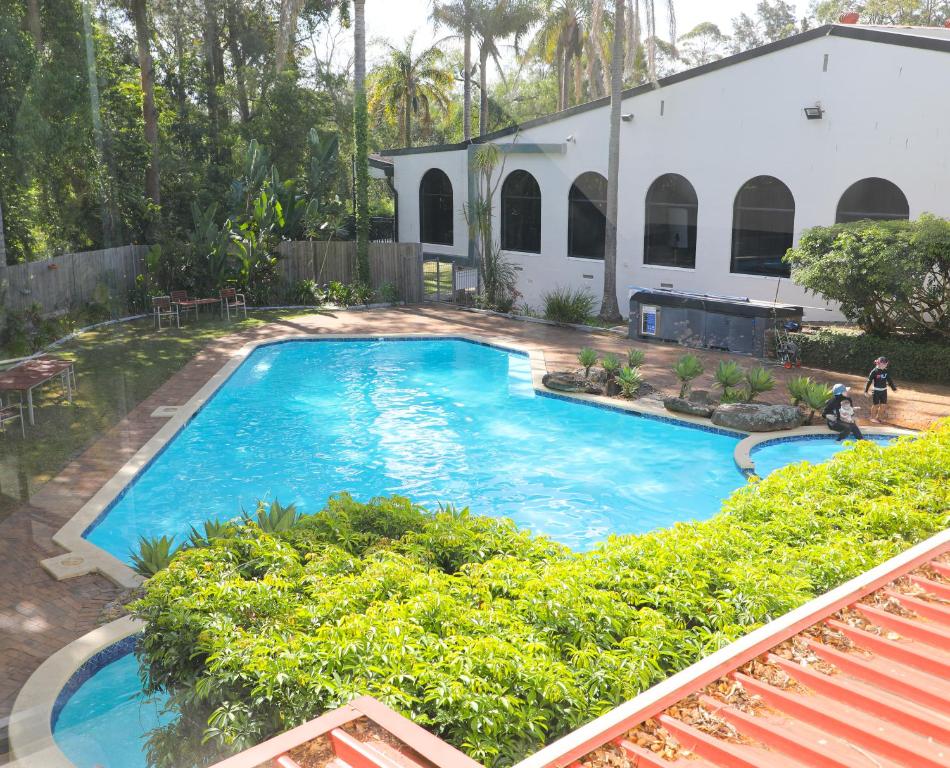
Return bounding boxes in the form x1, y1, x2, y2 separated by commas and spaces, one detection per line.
0, 356, 76, 425
172, 294, 221, 321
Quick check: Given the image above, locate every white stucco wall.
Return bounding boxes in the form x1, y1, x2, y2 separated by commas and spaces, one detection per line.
392, 29, 950, 320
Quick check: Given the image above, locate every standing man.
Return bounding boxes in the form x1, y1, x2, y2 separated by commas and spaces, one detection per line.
865, 356, 897, 423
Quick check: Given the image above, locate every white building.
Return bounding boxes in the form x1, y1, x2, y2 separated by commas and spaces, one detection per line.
385, 23, 950, 320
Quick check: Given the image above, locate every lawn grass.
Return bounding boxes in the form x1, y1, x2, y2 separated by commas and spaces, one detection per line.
0, 310, 321, 515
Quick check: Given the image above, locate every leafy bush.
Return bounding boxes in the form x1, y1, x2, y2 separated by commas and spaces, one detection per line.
787, 376, 833, 422
786, 215, 950, 339
790, 328, 950, 386
578, 347, 598, 377
673, 354, 704, 398
543, 287, 595, 324
744, 366, 776, 402
617, 365, 642, 398
133, 422, 950, 767
787, 375, 812, 406
243, 499, 301, 532
626, 349, 646, 369
600, 352, 621, 377
379, 282, 400, 304
289, 280, 325, 306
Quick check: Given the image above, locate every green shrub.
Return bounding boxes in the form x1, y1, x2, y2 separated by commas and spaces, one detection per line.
626, 349, 646, 369
790, 328, 950, 386
130, 535, 180, 578
673, 354, 704, 398
714, 360, 744, 396
617, 365, 643, 398
289, 280, 325, 306
801, 380, 833, 422
542, 287, 595, 324
577, 347, 598, 378
133, 422, 950, 768
600, 353, 621, 377
744, 366, 776, 402
379, 282, 400, 304
787, 375, 812, 405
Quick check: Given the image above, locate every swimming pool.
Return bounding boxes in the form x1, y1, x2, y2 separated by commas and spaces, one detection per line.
751, 434, 896, 477
84, 337, 749, 555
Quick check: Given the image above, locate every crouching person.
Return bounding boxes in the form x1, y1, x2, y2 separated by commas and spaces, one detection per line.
823, 384, 864, 442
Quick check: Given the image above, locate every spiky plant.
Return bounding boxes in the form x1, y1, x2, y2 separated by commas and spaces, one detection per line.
787, 375, 813, 406
745, 366, 776, 402
601, 353, 621, 378
617, 365, 643, 398
626, 348, 646, 369
714, 360, 744, 393
578, 347, 599, 378
247, 499, 301, 533
188, 519, 232, 548
130, 535, 179, 578
801, 381, 834, 422
673, 354, 704, 398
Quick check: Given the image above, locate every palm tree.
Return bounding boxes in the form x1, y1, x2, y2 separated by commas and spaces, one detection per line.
472, 0, 541, 136
369, 35, 454, 147
532, 1, 587, 111
127, 0, 160, 206
431, 0, 477, 141
353, 0, 370, 284
599, 0, 624, 323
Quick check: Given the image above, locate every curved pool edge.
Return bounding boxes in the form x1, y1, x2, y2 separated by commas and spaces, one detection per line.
39, 331, 748, 588
734, 425, 916, 476
9, 616, 143, 768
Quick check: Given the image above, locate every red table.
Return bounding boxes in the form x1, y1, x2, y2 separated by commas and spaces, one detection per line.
0, 356, 76, 425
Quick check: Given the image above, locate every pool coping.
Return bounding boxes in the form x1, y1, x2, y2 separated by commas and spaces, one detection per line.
7, 616, 143, 768
37, 330, 912, 588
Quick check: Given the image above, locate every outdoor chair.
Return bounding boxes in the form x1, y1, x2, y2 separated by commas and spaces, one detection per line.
152, 296, 180, 329
220, 288, 247, 321
0, 397, 25, 438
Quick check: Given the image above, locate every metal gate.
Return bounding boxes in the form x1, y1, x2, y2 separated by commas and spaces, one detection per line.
423, 257, 477, 304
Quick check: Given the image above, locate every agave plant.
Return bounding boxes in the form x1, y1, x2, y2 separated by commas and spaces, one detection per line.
626, 348, 646, 369
246, 499, 302, 533
787, 375, 813, 406
801, 380, 834, 422
714, 360, 744, 392
673, 354, 704, 399
130, 535, 179, 578
578, 347, 598, 378
745, 366, 776, 402
188, 518, 233, 548
617, 365, 643, 398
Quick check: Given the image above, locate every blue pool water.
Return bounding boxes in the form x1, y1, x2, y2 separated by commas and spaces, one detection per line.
751, 435, 896, 478
85, 338, 749, 554
54, 649, 170, 768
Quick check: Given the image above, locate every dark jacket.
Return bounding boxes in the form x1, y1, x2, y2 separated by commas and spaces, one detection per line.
823, 394, 853, 424
865, 367, 897, 393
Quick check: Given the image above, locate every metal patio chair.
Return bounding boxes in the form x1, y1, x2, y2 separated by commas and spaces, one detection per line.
152, 296, 180, 329
220, 287, 248, 321
0, 397, 25, 438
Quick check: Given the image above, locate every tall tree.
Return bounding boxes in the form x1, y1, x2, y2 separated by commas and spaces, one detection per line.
599, 0, 624, 323
353, 0, 370, 284
431, 0, 477, 140
27, 0, 42, 46
128, 0, 161, 206
731, 1, 799, 53
678, 21, 728, 68
532, 1, 586, 111
472, 0, 540, 135
368, 35, 453, 147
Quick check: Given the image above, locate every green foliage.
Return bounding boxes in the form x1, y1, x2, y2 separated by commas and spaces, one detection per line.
600, 353, 621, 377
786, 375, 811, 406
244, 499, 301, 533
790, 328, 950, 386
786, 215, 950, 340
542, 287, 595, 324
673, 354, 704, 398
130, 535, 180, 578
713, 360, 744, 391
577, 347, 598, 377
289, 280, 325, 307
626, 348, 646, 369
133, 423, 950, 767
617, 365, 643, 398
188, 519, 235, 549
744, 366, 776, 402
379, 282, 400, 304
786, 376, 832, 421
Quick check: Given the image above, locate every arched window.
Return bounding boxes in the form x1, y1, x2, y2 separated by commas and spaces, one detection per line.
836, 178, 909, 223
419, 169, 453, 245
731, 176, 795, 278
568, 172, 607, 260
501, 170, 542, 253
643, 174, 698, 269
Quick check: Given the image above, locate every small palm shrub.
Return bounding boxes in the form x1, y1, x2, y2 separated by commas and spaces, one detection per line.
714, 360, 747, 402
744, 366, 776, 402
601, 352, 621, 378
673, 354, 704, 398
801, 380, 834, 422
626, 349, 646, 369
245, 499, 301, 532
787, 375, 812, 406
188, 519, 234, 548
578, 347, 599, 378
543, 287, 595, 324
130, 535, 179, 578
617, 365, 643, 398
289, 280, 324, 306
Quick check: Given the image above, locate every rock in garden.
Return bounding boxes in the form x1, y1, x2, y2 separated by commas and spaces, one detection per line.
711, 403, 803, 432
663, 396, 716, 418
543, 371, 602, 395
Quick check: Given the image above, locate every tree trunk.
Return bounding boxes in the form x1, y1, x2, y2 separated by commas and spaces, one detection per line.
573, 53, 583, 105
462, 29, 472, 140
27, 0, 42, 46
600, 0, 624, 324
225, 1, 251, 123
131, 0, 160, 206
353, 1, 370, 285
203, 2, 222, 161
404, 87, 413, 147
275, 0, 303, 75
0, 197, 7, 267
478, 44, 489, 136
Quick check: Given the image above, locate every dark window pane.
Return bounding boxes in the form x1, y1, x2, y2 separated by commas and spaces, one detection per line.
568, 172, 607, 260
731, 175, 795, 278
836, 178, 909, 223
501, 170, 541, 253
419, 169, 453, 245
643, 174, 698, 269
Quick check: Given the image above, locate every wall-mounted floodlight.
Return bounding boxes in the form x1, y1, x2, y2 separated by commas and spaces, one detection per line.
803, 105, 824, 120
565, 134, 576, 143
621, 113, 634, 122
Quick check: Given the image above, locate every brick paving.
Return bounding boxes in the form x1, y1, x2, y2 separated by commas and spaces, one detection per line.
1, 305, 948, 764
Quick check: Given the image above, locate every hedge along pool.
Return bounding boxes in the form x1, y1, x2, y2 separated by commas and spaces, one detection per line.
85, 337, 750, 557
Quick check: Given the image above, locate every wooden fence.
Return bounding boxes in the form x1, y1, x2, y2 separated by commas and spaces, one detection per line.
277, 241, 423, 304
0, 245, 148, 314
